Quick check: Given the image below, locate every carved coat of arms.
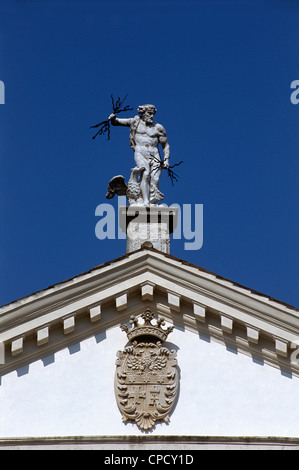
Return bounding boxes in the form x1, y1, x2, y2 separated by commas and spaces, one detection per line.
115, 309, 179, 431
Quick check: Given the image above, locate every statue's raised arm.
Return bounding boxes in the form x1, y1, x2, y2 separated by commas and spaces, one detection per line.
108, 113, 134, 127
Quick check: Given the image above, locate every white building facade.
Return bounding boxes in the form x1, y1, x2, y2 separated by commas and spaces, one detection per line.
1, 247, 299, 450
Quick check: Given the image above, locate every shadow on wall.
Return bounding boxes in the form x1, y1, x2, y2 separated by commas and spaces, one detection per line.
0, 330, 108, 385
195, 317, 294, 380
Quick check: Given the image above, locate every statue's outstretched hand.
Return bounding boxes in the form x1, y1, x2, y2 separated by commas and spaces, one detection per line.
108, 113, 116, 121
163, 160, 170, 169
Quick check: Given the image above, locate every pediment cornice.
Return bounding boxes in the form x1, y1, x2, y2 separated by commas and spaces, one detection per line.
0, 247, 298, 377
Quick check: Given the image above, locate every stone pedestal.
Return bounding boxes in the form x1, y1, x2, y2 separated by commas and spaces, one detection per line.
119, 206, 178, 254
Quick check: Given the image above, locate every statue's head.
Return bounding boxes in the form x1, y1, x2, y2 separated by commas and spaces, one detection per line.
137, 104, 157, 124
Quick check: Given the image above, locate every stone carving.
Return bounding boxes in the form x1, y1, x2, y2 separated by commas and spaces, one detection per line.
115, 309, 178, 431
107, 104, 170, 207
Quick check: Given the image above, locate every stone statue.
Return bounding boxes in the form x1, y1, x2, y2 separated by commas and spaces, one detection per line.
106, 104, 170, 207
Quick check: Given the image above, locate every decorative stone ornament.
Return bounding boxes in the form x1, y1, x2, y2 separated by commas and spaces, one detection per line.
115, 309, 179, 431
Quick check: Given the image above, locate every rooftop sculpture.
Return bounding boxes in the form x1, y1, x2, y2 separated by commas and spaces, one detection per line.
106, 104, 170, 207
90, 96, 180, 253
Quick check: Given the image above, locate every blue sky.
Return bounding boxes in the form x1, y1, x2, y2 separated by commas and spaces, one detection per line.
0, 0, 298, 307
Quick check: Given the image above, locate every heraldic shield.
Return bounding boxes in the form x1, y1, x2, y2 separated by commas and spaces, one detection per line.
115, 309, 179, 431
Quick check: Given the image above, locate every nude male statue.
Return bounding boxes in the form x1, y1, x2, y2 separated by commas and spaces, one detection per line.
108, 104, 170, 206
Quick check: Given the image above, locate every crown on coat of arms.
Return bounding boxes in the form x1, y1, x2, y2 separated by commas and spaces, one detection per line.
120, 308, 174, 343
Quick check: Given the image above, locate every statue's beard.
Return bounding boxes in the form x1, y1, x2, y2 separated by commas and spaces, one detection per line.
144, 115, 154, 124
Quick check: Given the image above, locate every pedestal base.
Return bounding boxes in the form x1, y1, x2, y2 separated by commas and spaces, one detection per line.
119, 206, 178, 254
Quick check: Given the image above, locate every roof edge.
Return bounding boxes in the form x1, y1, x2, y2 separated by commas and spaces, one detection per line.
0, 246, 297, 315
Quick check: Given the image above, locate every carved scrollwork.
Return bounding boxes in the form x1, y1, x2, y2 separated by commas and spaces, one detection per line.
115, 310, 179, 431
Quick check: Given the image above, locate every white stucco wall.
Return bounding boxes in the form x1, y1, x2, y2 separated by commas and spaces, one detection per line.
1, 325, 299, 438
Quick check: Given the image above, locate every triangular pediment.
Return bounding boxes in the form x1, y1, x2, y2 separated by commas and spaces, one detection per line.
0, 246, 298, 378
